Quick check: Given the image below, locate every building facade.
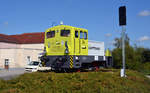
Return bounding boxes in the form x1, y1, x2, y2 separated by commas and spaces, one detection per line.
0, 32, 44, 69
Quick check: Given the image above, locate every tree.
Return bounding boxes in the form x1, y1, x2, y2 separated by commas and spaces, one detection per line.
112, 34, 142, 70
113, 33, 130, 48
142, 49, 150, 62
112, 33, 150, 74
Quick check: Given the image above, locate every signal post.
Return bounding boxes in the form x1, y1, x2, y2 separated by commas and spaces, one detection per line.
119, 6, 126, 77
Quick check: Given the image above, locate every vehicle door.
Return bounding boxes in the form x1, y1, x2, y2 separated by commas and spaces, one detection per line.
74, 30, 80, 55
79, 31, 88, 55
46, 30, 55, 54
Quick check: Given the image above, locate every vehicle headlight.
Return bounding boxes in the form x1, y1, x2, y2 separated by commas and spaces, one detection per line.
76, 56, 79, 60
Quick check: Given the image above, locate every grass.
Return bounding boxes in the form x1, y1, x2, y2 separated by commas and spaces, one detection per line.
0, 69, 150, 93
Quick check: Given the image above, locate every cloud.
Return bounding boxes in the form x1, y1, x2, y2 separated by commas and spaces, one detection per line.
137, 36, 150, 42
4, 21, 8, 25
105, 33, 112, 37
138, 10, 150, 16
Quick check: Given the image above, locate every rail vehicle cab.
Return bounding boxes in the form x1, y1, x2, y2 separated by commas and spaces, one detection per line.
45, 25, 88, 56
43, 25, 110, 70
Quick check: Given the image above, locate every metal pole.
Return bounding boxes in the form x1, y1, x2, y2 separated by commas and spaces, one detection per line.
122, 26, 126, 77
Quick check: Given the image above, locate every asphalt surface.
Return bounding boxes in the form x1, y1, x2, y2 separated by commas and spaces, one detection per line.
0, 68, 25, 80
0, 68, 150, 80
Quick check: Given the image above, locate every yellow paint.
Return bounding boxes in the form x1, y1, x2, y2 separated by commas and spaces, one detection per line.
70, 55, 73, 68
45, 25, 88, 56
105, 49, 112, 56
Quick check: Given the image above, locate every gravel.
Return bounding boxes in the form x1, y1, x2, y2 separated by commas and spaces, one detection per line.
0, 68, 25, 80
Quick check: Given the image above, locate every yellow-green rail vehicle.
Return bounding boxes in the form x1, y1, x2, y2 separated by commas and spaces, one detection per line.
42, 25, 112, 71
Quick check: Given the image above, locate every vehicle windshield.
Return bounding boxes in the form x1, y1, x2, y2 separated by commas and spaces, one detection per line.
47, 31, 55, 38
28, 61, 39, 66
61, 30, 70, 37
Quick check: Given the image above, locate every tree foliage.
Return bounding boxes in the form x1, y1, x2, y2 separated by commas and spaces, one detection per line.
113, 33, 130, 48
112, 35, 150, 74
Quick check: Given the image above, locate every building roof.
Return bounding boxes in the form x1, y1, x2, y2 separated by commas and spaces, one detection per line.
0, 34, 19, 44
0, 32, 44, 44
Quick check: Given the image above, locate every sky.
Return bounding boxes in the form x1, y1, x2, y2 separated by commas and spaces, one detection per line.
0, 0, 150, 49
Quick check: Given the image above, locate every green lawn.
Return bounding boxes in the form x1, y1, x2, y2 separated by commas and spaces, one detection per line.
0, 69, 150, 93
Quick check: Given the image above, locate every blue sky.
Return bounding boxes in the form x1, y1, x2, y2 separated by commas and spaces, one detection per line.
0, 0, 150, 48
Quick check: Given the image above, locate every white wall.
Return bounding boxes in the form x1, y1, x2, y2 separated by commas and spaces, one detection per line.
0, 49, 17, 68
88, 40, 105, 56
0, 43, 44, 68
0, 42, 20, 49
21, 44, 44, 50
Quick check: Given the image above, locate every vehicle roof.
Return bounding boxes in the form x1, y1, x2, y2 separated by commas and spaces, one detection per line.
45, 25, 88, 33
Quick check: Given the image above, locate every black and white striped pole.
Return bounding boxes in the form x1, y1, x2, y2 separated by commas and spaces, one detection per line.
119, 6, 126, 77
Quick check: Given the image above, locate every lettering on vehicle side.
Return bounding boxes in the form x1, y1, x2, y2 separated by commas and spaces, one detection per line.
88, 47, 100, 50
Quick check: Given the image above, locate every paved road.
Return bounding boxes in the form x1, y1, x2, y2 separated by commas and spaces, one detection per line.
0, 68, 25, 80
0, 68, 149, 80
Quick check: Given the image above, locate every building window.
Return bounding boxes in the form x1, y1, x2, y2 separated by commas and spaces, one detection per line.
4, 59, 9, 69
27, 56, 31, 64
4, 59, 9, 66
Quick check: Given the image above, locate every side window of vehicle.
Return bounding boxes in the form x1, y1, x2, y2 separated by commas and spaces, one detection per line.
61, 30, 70, 37
47, 31, 55, 38
84, 32, 87, 39
75, 31, 78, 38
80, 31, 83, 39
